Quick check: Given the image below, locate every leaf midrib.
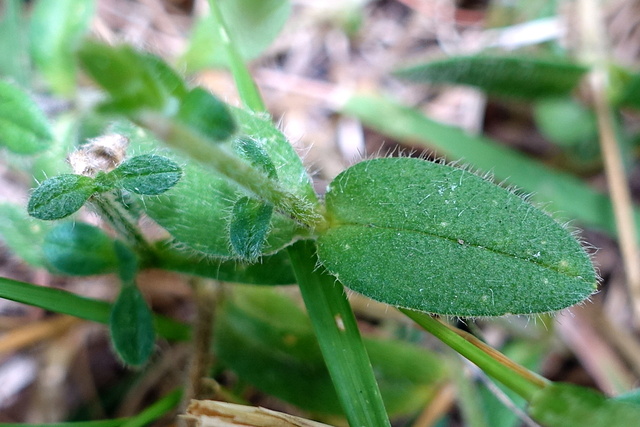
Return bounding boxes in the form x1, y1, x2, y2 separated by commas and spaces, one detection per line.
327, 221, 592, 283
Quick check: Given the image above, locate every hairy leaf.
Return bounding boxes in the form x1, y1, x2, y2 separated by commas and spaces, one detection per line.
229, 196, 273, 261
317, 158, 597, 316
177, 87, 236, 141
77, 41, 172, 113
0, 80, 52, 154
43, 222, 118, 276
28, 174, 95, 220
396, 55, 587, 99
233, 136, 278, 179
121, 107, 315, 258
112, 154, 182, 195
110, 283, 155, 366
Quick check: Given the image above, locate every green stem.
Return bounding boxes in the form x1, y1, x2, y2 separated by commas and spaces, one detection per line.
137, 114, 323, 229
287, 240, 391, 427
208, 0, 267, 113
91, 192, 155, 257
401, 309, 548, 402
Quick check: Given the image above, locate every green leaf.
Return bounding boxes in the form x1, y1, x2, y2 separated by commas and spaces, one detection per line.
215, 284, 446, 417
342, 95, 639, 241
114, 240, 138, 284
111, 154, 182, 195
109, 283, 155, 366
229, 196, 273, 261
0, 203, 51, 267
29, 0, 94, 95
42, 222, 118, 276
318, 158, 597, 316
0, 79, 53, 154
395, 55, 587, 99
181, 0, 291, 71
233, 136, 278, 179
121, 107, 315, 258
77, 41, 174, 113
28, 174, 96, 220
0, 275, 190, 341
176, 87, 236, 141
528, 383, 640, 427
533, 98, 598, 147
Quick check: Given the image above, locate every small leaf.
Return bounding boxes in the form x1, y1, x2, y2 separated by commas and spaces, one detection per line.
0, 79, 53, 154
112, 154, 182, 195
114, 240, 138, 284
110, 283, 155, 366
28, 174, 96, 220
528, 383, 640, 427
233, 136, 278, 179
177, 87, 236, 141
29, 0, 94, 95
229, 196, 273, 261
395, 55, 587, 100
42, 222, 118, 276
317, 158, 597, 316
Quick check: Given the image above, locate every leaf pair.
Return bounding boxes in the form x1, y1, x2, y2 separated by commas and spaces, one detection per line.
28, 154, 181, 220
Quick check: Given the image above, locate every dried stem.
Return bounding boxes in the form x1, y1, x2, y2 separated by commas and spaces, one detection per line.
578, 0, 640, 326
180, 278, 219, 412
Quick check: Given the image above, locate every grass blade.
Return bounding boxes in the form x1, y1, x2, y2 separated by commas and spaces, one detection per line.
287, 240, 391, 427
0, 276, 190, 341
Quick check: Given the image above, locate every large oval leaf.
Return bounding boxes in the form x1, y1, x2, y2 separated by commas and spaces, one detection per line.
317, 158, 597, 316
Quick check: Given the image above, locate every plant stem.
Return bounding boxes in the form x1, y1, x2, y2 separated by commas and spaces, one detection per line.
91, 191, 155, 257
287, 240, 391, 427
577, 0, 640, 325
181, 277, 218, 409
401, 309, 548, 402
137, 114, 323, 229
208, 0, 267, 113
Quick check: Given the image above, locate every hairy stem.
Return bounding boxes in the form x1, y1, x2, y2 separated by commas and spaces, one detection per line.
137, 114, 324, 230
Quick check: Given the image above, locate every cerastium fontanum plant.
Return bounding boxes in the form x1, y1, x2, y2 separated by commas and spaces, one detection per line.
3, 1, 640, 426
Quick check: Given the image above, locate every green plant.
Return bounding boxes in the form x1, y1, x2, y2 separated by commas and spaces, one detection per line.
1, 0, 640, 426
